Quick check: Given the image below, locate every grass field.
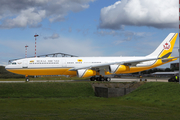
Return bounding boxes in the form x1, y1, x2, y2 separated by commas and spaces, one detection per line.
0, 82, 180, 120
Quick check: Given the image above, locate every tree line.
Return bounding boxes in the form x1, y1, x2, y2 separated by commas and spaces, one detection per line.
0, 66, 25, 79
133, 67, 179, 75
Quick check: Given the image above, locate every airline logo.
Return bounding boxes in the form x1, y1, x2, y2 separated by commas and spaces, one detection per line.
163, 42, 170, 50
30, 60, 34, 63
77, 59, 82, 62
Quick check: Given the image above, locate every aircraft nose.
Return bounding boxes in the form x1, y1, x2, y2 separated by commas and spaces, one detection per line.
5, 65, 11, 70
5, 65, 8, 69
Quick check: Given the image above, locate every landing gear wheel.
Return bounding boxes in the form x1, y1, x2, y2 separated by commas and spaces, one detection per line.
96, 77, 100, 81
101, 77, 105, 81
106, 77, 111, 82
90, 77, 95, 81
26, 78, 30, 82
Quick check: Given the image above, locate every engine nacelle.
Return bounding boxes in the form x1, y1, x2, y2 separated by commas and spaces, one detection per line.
77, 69, 96, 78
109, 65, 130, 74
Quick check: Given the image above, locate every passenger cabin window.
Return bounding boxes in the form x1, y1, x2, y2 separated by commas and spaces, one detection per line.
12, 62, 16, 65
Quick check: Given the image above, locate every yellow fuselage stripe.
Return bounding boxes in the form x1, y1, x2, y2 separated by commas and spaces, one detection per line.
7, 68, 77, 76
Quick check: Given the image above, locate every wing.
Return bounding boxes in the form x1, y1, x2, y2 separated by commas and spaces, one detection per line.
69, 56, 179, 71
69, 57, 161, 71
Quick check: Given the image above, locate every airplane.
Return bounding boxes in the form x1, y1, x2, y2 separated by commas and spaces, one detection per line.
5, 33, 178, 82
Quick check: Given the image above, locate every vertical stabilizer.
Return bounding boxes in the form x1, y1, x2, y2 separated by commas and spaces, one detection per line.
147, 33, 178, 58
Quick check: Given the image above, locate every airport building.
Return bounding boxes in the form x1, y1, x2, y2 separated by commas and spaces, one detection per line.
151, 71, 179, 77
170, 63, 179, 69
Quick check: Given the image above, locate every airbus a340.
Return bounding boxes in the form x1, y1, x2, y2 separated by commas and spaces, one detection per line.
5, 33, 178, 82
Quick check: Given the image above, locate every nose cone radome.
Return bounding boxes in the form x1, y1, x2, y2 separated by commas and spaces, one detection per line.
5, 65, 11, 70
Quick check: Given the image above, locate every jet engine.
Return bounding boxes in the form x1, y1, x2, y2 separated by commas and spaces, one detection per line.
77, 69, 96, 78
109, 65, 130, 74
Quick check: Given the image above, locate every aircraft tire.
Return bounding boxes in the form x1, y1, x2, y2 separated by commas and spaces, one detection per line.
26, 78, 30, 82
90, 77, 95, 81
96, 77, 100, 81
107, 77, 111, 82
100, 77, 105, 81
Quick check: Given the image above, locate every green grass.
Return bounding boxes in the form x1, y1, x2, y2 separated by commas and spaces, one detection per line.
0, 82, 94, 98
122, 82, 180, 105
0, 82, 180, 119
1, 97, 179, 120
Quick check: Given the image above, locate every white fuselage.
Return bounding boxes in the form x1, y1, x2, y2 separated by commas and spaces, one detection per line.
7, 56, 156, 69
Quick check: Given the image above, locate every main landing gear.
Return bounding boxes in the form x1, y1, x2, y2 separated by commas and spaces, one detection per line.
90, 76, 111, 81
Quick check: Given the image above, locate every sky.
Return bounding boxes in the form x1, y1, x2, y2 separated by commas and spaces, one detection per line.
0, 0, 179, 68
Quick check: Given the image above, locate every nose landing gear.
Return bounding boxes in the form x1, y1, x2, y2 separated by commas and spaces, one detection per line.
25, 75, 30, 82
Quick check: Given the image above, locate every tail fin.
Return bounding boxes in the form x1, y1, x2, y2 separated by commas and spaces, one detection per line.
147, 33, 178, 58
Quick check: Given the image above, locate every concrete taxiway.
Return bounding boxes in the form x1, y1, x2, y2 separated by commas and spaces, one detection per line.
111, 78, 168, 82
0, 78, 168, 83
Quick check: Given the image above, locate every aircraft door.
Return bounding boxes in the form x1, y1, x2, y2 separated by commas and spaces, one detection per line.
62, 59, 67, 67
23, 60, 28, 68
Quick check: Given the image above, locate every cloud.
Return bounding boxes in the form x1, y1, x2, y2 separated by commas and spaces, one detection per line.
0, 0, 94, 28
44, 33, 60, 40
95, 30, 152, 38
75, 28, 89, 35
0, 8, 45, 28
94, 30, 121, 36
99, 0, 178, 29
94, 30, 153, 46
113, 37, 132, 45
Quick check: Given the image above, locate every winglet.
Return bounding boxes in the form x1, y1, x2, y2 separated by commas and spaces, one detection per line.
147, 33, 178, 58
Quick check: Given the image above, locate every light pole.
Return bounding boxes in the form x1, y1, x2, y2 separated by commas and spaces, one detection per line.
34, 34, 39, 57
25, 45, 28, 58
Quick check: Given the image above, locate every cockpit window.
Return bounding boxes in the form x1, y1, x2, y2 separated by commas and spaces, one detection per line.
12, 62, 16, 65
